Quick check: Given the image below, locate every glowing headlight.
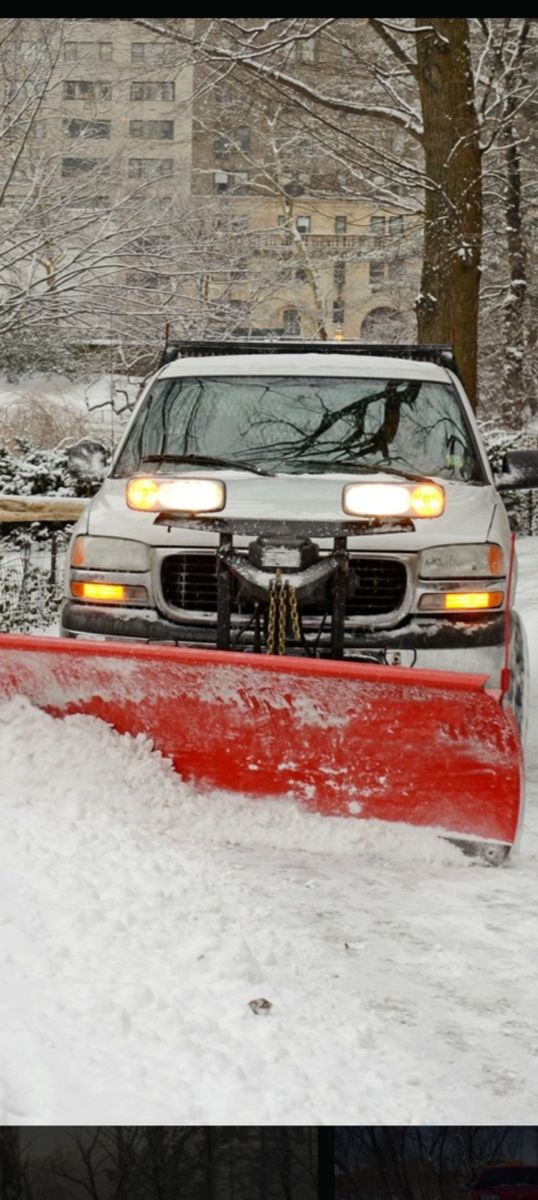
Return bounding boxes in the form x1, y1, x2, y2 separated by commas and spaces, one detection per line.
71, 536, 149, 571
126, 476, 225, 514
419, 543, 504, 578
343, 481, 445, 519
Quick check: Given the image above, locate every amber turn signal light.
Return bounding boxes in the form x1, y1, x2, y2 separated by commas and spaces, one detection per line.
419, 591, 504, 612
71, 582, 126, 602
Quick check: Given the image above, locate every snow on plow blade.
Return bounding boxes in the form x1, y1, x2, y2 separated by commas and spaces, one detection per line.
0, 633, 522, 848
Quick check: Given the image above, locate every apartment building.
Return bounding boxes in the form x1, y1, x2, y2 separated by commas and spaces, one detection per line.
189, 18, 419, 340
0, 17, 418, 349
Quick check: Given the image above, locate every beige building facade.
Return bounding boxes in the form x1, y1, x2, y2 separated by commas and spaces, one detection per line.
1, 18, 418, 348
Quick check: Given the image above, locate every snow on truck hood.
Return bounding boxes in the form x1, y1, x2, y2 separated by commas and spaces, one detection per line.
86, 473, 499, 551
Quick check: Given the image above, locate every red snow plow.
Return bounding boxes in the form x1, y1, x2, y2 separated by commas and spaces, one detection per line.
0, 633, 523, 860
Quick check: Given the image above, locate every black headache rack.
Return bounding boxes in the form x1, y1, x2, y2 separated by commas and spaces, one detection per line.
159, 338, 459, 375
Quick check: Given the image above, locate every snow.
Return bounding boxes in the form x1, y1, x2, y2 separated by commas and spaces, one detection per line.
0, 542, 538, 1123
160, 352, 450, 382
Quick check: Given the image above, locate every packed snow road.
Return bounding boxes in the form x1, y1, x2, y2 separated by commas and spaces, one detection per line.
1, 540, 537, 1124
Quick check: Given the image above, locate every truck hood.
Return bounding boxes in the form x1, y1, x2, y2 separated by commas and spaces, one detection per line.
85, 473, 498, 551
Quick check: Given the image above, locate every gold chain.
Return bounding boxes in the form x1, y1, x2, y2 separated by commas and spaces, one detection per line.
266, 568, 281, 655
278, 578, 287, 655
266, 583, 277, 654
287, 582, 301, 641
266, 573, 301, 655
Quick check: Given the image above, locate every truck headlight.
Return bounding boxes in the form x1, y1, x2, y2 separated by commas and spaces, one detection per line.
343, 481, 444, 518
71, 536, 149, 571
126, 475, 225, 514
419, 544, 504, 578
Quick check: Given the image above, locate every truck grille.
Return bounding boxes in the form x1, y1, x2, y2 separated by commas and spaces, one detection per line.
161, 553, 407, 619
344, 558, 407, 615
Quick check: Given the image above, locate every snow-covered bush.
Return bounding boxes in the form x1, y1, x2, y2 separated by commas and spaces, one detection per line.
0, 438, 102, 498
478, 420, 538, 535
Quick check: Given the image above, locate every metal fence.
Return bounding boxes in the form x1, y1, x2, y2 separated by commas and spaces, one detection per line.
0, 521, 75, 633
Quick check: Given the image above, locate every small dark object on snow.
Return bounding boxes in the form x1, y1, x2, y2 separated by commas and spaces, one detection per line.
248, 997, 272, 1015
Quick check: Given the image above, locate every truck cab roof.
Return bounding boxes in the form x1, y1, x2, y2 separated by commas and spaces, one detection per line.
159, 351, 452, 384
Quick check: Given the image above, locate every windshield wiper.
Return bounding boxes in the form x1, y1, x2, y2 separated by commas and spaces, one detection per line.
274, 458, 429, 481
140, 454, 274, 477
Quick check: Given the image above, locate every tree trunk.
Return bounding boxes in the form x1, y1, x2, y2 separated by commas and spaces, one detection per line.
415, 19, 482, 406
502, 110, 532, 425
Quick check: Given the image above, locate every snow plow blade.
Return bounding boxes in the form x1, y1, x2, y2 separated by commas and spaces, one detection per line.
0, 634, 522, 849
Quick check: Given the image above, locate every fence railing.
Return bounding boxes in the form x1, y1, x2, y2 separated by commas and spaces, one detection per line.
0, 496, 86, 523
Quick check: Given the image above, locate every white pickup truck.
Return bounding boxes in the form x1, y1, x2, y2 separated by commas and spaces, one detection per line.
62, 340, 538, 734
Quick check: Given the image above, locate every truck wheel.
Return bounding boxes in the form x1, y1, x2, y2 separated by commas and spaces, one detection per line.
506, 610, 529, 741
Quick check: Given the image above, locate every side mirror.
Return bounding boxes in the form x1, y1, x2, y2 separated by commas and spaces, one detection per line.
67, 438, 109, 483
495, 450, 538, 491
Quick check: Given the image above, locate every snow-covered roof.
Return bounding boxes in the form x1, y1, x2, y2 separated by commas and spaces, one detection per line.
159, 352, 451, 383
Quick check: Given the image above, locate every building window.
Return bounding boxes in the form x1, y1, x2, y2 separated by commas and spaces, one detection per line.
62, 157, 102, 176
295, 215, 311, 234
213, 134, 231, 157
4, 117, 42, 143
369, 261, 385, 285
214, 83, 232, 108
283, 308, 301, 336
64, 42, 112, 61
17, 41, 41, 63
64, 118, 111, 139
291, 37, 317, 63
213, 172, 248, 194
234, 125, 250, 151
370, 215, 386, 236
5, 80, 41, 102
334, 261, 346, 289
131, 42, 177, 65
63, 80, 112, 102
213, 125, 251, 156
333, 300, 345, 325
128, 157, 173, 178
334, 215, 347, 234
389, 215, 404, 235
130, 119, 174, 140
231, 258, 248, 281
130, 81, 175, 102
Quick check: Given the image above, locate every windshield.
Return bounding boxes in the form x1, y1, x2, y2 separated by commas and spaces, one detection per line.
114, 375, 484, 482
475, 1172, 538, 1190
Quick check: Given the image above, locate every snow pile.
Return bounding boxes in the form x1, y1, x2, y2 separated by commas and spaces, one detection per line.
0, 543, 538, 1123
